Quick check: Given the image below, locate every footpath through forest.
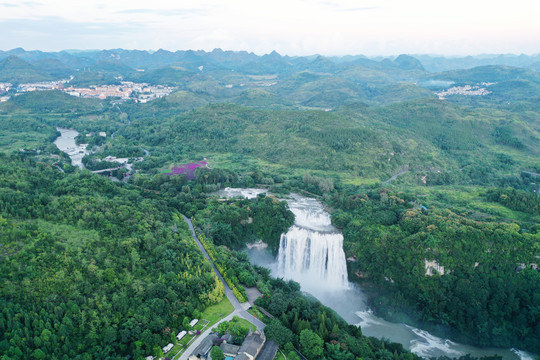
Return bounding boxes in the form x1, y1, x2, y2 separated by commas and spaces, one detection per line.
175, 215, 265, 360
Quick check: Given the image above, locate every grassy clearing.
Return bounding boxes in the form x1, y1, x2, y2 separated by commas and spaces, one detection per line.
399, 185, 540, 223
169, 298, 233, 359
232, 316, 257, 332
206, 153, 291, 174
169, 319, 211, 357
35, 220, 101, 249
200, 297, 234, 326
341, 176, 380, 186
247, 307, 264, 322
247, 307, 273, 324
0, 130, 48, 152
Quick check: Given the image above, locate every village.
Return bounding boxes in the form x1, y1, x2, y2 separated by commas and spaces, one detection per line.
436, 82, 495, 99
0, 80, 176, 103
145, 316, 274, 360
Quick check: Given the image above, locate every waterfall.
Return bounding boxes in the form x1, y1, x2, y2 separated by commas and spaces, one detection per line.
217, 188, 350, 290
275, 195, 349, 291
237, 189, 532, 360
276, 226, 349, 290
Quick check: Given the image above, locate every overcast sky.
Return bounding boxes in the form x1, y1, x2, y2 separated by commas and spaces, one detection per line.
0, 0, 539, 56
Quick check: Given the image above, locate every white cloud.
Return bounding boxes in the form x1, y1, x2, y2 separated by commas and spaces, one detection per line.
0, 0, 539, 55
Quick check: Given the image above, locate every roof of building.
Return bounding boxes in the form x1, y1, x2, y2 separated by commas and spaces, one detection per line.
162, 343, 174, 353
256, 340, 279, 360
236, 332, 265, 360
191, 334, 218, 358
220, 343, 240, 356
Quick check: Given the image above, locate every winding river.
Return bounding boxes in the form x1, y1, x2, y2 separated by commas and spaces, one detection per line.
53, 127, 89, 169
216, 188, 535, 360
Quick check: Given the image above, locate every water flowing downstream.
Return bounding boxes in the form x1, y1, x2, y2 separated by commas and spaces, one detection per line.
216, 188, 535, 360
54, 127, 89, 169
276, 226, 349, 291
275, 194, 349, 292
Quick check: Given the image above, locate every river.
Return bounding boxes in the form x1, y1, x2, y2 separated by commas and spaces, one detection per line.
215, 187, 535, 360
53, 127, 89, 169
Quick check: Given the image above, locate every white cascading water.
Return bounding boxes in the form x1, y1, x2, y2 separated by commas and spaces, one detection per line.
275, 195, 349, 291
220, 188, 535, 360
276, 226, 349, 289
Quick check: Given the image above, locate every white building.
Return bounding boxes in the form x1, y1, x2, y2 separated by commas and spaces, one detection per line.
177, 330, 187, 341
163, 343, 174, 353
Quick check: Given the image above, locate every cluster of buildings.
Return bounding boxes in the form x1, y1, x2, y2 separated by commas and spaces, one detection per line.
17, 79, 70, 92
1, 79, 175, 103
143, 319, 276, 360
188, 330, 271, 360
145, 319, 201, 360
64, 84, 132, 99
0, 82, 11, 92
436, 83, 494, 99
63, 81, 176, 102
0, 82, 12, 102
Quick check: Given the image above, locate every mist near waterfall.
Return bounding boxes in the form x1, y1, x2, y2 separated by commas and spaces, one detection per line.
221, 188, 533, 360
276, 226, 349, 292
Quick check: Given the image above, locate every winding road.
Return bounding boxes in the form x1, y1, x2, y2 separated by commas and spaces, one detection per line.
174, 215, 265, 360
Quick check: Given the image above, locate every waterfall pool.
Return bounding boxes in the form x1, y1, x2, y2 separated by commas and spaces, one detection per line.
215, 188, 535, 360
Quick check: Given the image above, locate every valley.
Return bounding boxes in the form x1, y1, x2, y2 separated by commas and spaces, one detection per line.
0, 48, 538, 360
221, 188, 534, 360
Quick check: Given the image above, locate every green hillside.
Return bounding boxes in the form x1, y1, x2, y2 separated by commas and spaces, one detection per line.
31, 58, 74, 78
233, 88, 294, 109
1, 52, 539, 356
425, 65, 540, 84
0, 155, 224, 359
0, 56, 53, 83
110, 98, 539, 189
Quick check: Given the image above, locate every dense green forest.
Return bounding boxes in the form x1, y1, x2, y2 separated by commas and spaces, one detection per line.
195, 194, 294, 251
1, 49, 539, 358
100, 99, 538, 189
0, 155, 224, 359
0, 153, 434, 360
328, 187, 539, 351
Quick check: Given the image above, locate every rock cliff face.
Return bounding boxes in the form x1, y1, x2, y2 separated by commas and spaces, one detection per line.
424, 259, 445, 276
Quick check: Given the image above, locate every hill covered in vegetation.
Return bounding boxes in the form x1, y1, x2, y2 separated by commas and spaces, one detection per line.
1, 49, 539, 357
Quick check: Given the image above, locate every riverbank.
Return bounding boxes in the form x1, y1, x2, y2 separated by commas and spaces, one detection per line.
53, 127, 89, 168
221, 188, 536, 360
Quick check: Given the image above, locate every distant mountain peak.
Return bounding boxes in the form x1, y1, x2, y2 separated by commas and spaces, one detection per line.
394, 54, 425, 71
9, 47, 26, 54
0, 55, 53, 83
264, 50, 282, 59
155, 49, 172, 55
1, 55, 32, 68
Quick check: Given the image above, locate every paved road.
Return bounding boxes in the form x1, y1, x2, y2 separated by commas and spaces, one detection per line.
91, 167, 122, 174
383, 169, 410, 184
175, 216, 265, 360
